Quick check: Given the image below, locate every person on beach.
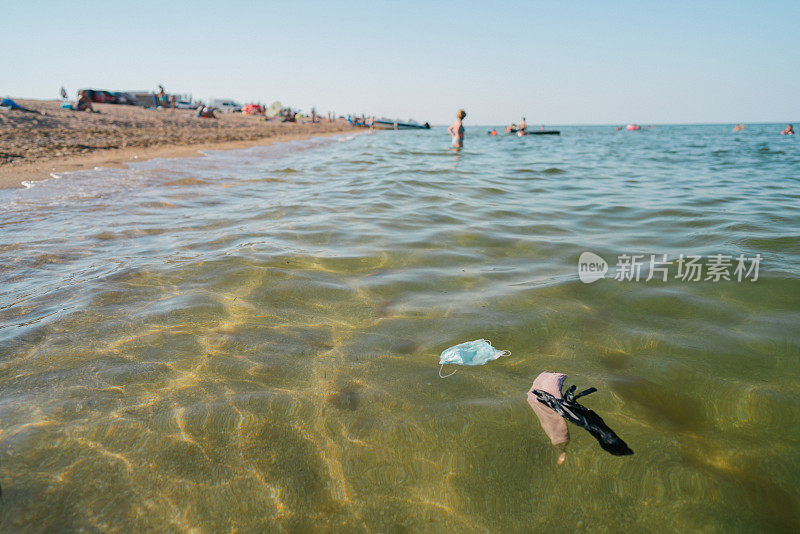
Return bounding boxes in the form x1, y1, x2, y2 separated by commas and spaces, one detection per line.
449, 109, 466, 148
0, 98, 38, 113
781, 124, 794, 135
157, 85, 167, 107
197, 106, 216, 119
75, 90, 96, 112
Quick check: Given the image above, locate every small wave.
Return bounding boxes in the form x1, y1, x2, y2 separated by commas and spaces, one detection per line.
393, 150, 451, 157
21, 172, 63, 189
758, 148, 785, 155
138, 200, 177, 209
164, 178, 210, 186
503, 167, 565, 175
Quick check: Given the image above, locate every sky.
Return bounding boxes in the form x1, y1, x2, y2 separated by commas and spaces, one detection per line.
3, 1, 798, 125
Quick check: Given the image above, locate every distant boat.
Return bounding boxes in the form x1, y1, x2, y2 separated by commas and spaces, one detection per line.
373, 119, 430, 130
626, 124, 641, 131
502, 128, 560, 135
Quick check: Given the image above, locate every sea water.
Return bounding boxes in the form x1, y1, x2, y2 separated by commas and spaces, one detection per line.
0, 126, 798, 531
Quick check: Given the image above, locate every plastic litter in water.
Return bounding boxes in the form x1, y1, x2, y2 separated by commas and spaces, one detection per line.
438, 339, 509, 377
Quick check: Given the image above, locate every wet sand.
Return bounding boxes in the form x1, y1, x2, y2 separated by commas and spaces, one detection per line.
0, 99, 354, 188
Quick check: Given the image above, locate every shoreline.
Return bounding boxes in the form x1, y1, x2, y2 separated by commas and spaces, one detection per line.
0, 131, 354, 189
0, 99, 356, 189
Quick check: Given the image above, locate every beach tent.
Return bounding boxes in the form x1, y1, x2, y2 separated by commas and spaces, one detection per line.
132, 92, 158, 107
242, 104, 264, 115
266, 101, 282, 118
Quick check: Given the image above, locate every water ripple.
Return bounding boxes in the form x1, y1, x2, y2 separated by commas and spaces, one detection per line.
0, 126, 799, 530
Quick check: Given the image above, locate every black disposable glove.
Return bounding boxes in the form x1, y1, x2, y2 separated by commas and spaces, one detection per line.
533, 385, 633, 456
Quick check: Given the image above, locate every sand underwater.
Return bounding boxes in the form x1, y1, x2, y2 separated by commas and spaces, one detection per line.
0, 125, 798, 532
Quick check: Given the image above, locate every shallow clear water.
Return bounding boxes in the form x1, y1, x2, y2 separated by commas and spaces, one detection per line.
1, 126, 799, 532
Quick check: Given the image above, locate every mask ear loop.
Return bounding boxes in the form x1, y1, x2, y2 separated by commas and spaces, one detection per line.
499, 350, 511, 357
439, 364, 457, 378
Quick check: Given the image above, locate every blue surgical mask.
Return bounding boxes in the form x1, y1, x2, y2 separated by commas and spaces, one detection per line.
439, 339, 510, 377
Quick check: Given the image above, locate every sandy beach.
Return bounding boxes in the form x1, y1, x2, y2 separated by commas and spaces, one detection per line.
0, 99, 354, 188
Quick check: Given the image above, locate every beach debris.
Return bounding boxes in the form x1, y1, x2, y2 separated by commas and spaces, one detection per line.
438, 339, 509, 378
527, 372, 570, 446
530, 372, 633, 456
527, 372, 571, 464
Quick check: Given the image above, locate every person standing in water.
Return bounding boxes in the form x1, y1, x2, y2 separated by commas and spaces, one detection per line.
449, 109, 466, 148
519, 116, 527, 134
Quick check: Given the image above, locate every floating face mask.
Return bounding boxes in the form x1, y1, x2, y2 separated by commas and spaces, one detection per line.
438, 339, 509, 378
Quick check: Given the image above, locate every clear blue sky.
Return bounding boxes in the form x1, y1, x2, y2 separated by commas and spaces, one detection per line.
3, 1, 798, 125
